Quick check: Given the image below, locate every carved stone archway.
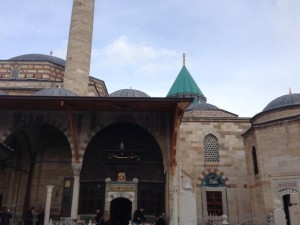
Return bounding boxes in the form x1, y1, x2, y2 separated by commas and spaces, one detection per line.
105, 178, 138, 218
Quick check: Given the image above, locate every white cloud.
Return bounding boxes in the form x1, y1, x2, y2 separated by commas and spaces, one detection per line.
90, 36, 180, 94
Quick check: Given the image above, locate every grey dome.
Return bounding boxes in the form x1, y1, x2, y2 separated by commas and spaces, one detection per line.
110, 89, 150, 97
33, 87, 77, 96
185, 101, 219, 111
0, 90, 7, 95
9, 54, 65, 67
263, 93, 300, 112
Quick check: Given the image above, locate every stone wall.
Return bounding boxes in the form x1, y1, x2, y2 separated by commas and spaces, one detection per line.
178, 115, 252, 223
0, 61, 64, 81
244, 108, 300, 220
0, 61, 108, 96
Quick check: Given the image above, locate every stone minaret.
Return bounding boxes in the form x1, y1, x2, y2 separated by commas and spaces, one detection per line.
63, 0, 95, 96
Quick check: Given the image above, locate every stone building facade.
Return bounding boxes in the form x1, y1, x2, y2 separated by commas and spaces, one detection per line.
0, 1, 299, 225
0, 54, 107, 96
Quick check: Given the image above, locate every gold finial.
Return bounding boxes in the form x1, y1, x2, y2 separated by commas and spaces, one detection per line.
183, 53, 186, 66
289, 87, 292, 94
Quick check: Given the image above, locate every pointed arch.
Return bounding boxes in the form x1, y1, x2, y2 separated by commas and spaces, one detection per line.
0, 114, 75, 160
199, 168, 229, 185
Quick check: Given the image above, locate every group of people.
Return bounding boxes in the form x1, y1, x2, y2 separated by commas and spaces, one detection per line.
0, 206, 44, 225
133, 208, 166, 225
0, 207, 12, 225
94, 207, 166, 225
95, 208, 111, 225
2, 206, 165, 225
23, 207, 44, 225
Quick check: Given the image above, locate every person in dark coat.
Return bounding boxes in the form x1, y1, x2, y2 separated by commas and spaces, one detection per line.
99, 210, 111, 225
24, 207, 35, 225
154, 214, 166, 225
35, 207, 44, 225
95, 208, 103, 225
133, 208, 146, 225
0, 207, 12, 225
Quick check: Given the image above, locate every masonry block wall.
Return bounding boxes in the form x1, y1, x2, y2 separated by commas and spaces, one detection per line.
243, 107, 300, 220
178, 113, 252, 223
0, 61, 107, 96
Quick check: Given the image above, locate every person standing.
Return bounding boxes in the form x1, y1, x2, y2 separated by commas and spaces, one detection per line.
24, 207, 35, 225
99, 211, 111, 225
95, 208, 102, 225
133, 208, 146, 225
0, 207, 12, 225
35, 207, 44, 225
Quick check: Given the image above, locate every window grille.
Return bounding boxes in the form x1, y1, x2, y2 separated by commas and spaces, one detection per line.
204, 134, 219, 162
10, 68, 20, 78
206, 191, 223, 216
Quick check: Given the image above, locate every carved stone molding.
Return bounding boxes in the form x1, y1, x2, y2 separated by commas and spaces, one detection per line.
72, 162, 82, 176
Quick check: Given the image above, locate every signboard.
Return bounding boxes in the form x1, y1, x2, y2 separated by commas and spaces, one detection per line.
105, 150, 142, 162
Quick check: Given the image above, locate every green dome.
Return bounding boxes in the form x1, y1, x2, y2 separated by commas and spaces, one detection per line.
167, 65, 206, 102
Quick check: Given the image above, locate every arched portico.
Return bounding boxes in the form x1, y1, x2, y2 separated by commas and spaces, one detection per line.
80, 122, 166, 216
0, 122, 73, 217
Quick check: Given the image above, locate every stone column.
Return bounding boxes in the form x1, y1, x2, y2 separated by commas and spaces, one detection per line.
273, 199, 287, 225
44, 185, 54, 225
71, 162, 82, 219
170, 166, 179, 225
64, 0, 95, 96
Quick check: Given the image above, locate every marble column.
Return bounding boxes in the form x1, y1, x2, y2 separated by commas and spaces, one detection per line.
44, 185, 54, 225
71, 162, 82, 219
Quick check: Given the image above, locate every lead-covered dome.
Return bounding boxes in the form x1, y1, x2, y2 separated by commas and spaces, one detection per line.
185, 101, 219, 111
33, 87, 77, 96
9, 54, 65, 67
109, 88, 150, 97
263, 93, 300, 112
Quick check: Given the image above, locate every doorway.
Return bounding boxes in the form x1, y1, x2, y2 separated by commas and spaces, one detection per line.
110, 197, 132, 225
282, 194, 290, 225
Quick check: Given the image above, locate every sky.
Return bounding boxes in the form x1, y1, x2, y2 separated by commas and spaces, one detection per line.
1, 0, 299, 117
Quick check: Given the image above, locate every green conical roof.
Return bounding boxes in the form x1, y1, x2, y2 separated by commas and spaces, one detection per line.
167, 64, 206, 101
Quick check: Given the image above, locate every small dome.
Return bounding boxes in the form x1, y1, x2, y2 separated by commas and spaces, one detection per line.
185, 101, 219, 111
109, 89, 150, 97
263, 93, 300, 112
33, 87, 77, 96
0, 90, 7, 95
9, 54, 65, 67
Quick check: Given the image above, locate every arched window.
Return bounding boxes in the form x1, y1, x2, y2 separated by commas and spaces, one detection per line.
252, 146, 259, 175
204, 134, 219, 162
201, 173, 226, 187
10, 68, 20, 78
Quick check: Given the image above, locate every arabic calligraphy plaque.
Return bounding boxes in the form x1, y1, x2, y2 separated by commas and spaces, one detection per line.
105, 150, 142, 162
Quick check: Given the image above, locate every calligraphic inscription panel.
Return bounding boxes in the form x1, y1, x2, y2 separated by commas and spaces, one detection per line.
105, 150, 143, 162
108, 185, 135, 192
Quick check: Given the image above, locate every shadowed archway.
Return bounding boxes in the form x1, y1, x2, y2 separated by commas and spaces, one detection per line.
110, 198, 132, 225
80, 122, 165, 215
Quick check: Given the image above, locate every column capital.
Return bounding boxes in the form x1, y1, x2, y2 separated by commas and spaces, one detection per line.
46, 185, 54, 191
72, 162, 82, 176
